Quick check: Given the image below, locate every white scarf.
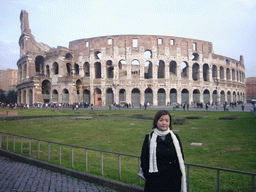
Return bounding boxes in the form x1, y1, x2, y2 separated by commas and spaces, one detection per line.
149, 128, 187, 192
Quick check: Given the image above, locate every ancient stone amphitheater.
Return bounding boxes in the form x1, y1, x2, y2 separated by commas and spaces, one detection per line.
17, 10, 246, 107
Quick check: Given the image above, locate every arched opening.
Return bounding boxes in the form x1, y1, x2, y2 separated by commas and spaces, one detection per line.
106, 60, 114, 78
106, 88, 114, 105
84, 62, 90, 77
131, 60, 140, 76
65, 53, 73, 60
192, 53, 199, 61
193, 89, 200, 103
144, 61, 152, 79
95, 62, 101, 79
220, 91, 225, 104
181, 61, 188, 78
158, 88, 166, 106
212, 65, 217, 78
145, 88, 153, 105
119, 89, 126, 105
62, 89, 69, 103
119, 60, 127, 77
233, 91, 236, 102
95, 51, 102, 60
203, 64, 209, 81
181, 89, 189, 104
83, 89, 90, 105
227, 91, 231, 103
226, 68, 230, 80
42, 80, 51, 103
169, 61, 177, 75
46, 65, 50, 77
29, 89, 33, 105
220, 66, 224, 79
75, 63, 79, 75
170, 89, 177, 104
66, 63, 72, 76
95, 88, 102, 106
52, 89, 58, 103
144, 50, 152, 59
203, 89, 210, 104
23, 90, 26, 104
192, 63, 200, 81
53, 62, 59, 75
35, 55, 45, 76
157, 60, 165, 78
131, 88, 140, 107
212, 90, 217, 104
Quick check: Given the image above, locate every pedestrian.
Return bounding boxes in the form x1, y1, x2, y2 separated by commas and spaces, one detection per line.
206, 103, 209, 111
140, 110, 186, 192
241, 104, 244, 111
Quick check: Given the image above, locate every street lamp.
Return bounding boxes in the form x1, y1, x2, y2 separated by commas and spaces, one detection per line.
213, 77, 219, 110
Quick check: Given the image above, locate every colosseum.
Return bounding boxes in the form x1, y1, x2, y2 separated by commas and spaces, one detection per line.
17, 10, 246, 107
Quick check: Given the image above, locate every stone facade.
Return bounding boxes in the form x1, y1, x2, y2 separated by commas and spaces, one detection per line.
246, 77, 256, 100
17, 10, 246, 106
0, 68, 18, 92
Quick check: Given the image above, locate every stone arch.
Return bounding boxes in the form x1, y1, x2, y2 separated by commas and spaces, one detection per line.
220, 90, 225, 104
95, 88, 102, 106
220, 66, 224, 79
66, 63, 72, 76
53, 62, 59, 75
181, 61, 188, 78
83, 89, 90, 104
65, 53, 73, 60
158, 88, 166, 106
144, 50, 152, 59
106, 60, 114, 78
42, 79, 51, 103
106, 88, 114, 105
170, 89, 177, 104
226, 68, 230, 80
62, 89, 69, 103
193, 89, 200, 103
212, 65, 217, 78
233, 91, 236, 102
145, 88, 153, 105
131, 88, 140, 107
131, 60, 140, 76
192, 63, 200, 81
119, 89, 126, 105
227, 91, 231, 103
203, 63, 209, 81
192, 53, 199, 61
181, 89, 189, 104
212, 90, 218, 104
203, 89, 210, 104
169, 61, 177, 75
74, 63, 79, 75
35, 55, 45, 76
52, 89, 58, 103
84, 62, 90, 77
144, 61, 152, 79
95, 62, 101, 78
76, 79, 82, 102
119, 60, 127, 77
157, 60, 165, 78
95, 51, 102, 60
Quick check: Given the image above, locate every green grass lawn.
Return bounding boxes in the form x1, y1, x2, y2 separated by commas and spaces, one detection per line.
0, 108, 255, 192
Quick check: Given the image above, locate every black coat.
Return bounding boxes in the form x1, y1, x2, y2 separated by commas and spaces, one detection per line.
140, 132, 184, 192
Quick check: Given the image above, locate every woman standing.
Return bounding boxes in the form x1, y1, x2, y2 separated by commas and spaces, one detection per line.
140, 110, 186, 192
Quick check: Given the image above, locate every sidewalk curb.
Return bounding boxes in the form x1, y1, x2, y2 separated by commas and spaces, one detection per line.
0, 149, 143, 192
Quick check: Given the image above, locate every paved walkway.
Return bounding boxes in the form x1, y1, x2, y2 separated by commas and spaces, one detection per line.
0, 156, 117, 192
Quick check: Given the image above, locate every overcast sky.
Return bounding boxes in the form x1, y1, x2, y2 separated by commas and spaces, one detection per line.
1, 0, 255, 77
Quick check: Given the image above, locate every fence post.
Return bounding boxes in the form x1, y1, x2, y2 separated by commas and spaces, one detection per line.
6, 134, 8, 150
85, 149, 87, 172
59, 144, 61, 165
21, 137, 23, 154
217, 169, 220, 192
119, 155, 121, 180
38, 140, 40, 159
187, 164, 190, 192
101, 152, 103, 175
48, 143, 50, 162
13, 136, 15, 152
0, 132, 1, 148
138, 158, 141, 184
71, 147, 74, 168
29, 139, 31, 156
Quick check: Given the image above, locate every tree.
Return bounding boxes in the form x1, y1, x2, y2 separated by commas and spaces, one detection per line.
6, 90, 17, 104
0, 89, 6, 103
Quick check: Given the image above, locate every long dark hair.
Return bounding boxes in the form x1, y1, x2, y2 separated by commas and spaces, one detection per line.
152, 110, 172, 130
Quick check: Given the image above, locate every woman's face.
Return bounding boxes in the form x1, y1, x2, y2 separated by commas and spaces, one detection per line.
157, 114, 170, 131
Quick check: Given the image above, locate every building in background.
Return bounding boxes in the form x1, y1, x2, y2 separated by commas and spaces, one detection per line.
0, 68, 18, 92
246, 77, 256, 102
16, 10, 246, 107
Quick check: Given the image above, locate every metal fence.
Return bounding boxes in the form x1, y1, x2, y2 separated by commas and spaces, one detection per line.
0, 131, 255, 192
